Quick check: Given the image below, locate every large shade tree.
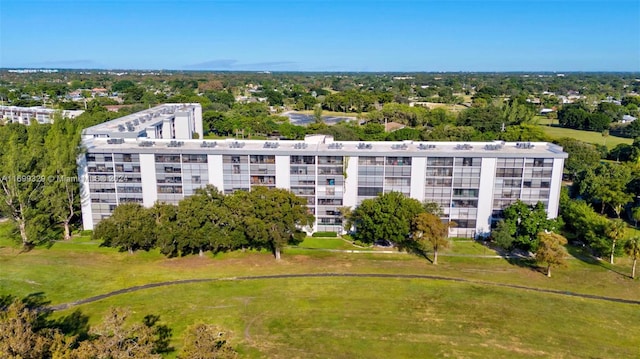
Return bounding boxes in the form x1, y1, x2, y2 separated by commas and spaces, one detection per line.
236, 186, 313, 260
93, 203, 156, 253
351, 191, 425, 245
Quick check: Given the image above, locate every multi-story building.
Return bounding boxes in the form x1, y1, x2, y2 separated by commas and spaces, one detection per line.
0, 105, 84, 125
78, 104, 567, 238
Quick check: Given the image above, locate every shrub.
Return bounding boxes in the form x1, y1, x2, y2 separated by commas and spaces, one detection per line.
312, 231, 338, 237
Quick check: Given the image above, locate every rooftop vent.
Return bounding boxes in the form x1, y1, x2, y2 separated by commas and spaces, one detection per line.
418, 143, 436, 150
516, 142, 535, 149
263, 142, 279, 149
293, 143, 308, 149
200, 141, 217, 148
138, 141, 155, 147
229, 141, 245, 149
357, 143, 373, 150
485, 144, 503, 151
455, 144, 473, 150
107, 138, 125, 145
328, 143, 343, 149
168, 140, 184, 148
391, 144, 408, 150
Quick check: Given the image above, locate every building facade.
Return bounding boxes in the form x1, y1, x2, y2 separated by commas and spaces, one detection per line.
0, 105, 84, 125
79, 104, 567, 238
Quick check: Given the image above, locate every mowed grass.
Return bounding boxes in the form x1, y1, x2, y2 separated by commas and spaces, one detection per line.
2, 230, 640, 357
64, 278, 640, 358
537, 124, 632, 149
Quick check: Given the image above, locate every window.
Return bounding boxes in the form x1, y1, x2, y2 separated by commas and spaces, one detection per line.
192, 176, 201, 184
326, 178, 335, 186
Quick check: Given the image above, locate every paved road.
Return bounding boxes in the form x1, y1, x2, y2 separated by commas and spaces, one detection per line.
49, 272, 640, 311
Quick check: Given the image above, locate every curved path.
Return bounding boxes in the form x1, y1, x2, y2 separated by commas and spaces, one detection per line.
49, 273, 640, 311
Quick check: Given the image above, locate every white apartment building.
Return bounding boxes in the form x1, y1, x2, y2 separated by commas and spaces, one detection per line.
79, 104, 567, 238
0, 105, 84, 125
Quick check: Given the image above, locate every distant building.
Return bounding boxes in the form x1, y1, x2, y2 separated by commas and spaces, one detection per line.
0, 105, 84, 125
622, 115, 637, 123
78, 104, 567, 239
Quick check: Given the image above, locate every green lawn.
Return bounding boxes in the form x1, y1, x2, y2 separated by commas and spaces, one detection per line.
2, 231, 640, 357
537, 125, 632, 149
67, 278, 640, 359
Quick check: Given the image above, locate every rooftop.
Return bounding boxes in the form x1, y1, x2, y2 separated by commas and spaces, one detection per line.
82, 103, 200, 138
84, 135, 568, 158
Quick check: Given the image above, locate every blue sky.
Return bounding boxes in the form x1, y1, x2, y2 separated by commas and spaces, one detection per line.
1, 0, 639, 71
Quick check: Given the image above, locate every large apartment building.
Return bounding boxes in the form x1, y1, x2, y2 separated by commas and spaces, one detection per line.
79, 104, 567, 238
0, 105, 84, 124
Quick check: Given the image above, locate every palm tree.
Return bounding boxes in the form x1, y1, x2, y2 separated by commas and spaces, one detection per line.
623, 237, 640, 279
605, 219, 626, 264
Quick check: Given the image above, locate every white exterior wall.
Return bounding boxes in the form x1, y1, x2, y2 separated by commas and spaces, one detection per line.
193, 105, 203, 139
476, 157, 497, 237
174, 113, 191, 139
208, 154, 224, 191
139, 154, 158, 206
547, 158, 565, 218
78, 154, 94, 230
409, 157, 426, 200
343, 156, 359, 208
162, 119, 173, 139
275, 155, 291, 190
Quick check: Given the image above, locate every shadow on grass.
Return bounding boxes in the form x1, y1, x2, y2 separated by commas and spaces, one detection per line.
402, 245, 433, 264
567, 245, 631, 279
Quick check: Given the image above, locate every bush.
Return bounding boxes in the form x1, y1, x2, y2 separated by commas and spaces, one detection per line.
312, 231, 338, 237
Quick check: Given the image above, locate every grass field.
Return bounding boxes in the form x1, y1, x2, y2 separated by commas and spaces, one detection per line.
2, 232, 640, 357
532, 116, 633, 149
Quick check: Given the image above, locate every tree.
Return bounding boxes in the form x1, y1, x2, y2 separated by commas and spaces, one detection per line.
502, 200, 559, 251
601, 129, 609, 146
576, 162, 633, 217
632, 207, 640, 228
491, 220, 515, 250
536, 232, 568, 277
93, 203, 156, 253
457, 105, 504, 133
605, 219, 626, 264
42, 118, 81, 240
0, 298, 56, 358
351, 192, 425, 246
560, 199, 610, 257
500, 124, 548, 142
623, 237, 640, 279
177, 186, 228, 257
558, 104, 591, 130
150, 203, 180, 257
410, 212, 450, 264
0, 123, 54, 248
238, 186, 313, 260
555, 138, 601, 179
313, 105, 323, 124
178, 323, 238, 359
74, 308, 169, 359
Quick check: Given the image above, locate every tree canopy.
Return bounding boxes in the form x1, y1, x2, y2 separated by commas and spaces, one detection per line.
350, 192, 425, 245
